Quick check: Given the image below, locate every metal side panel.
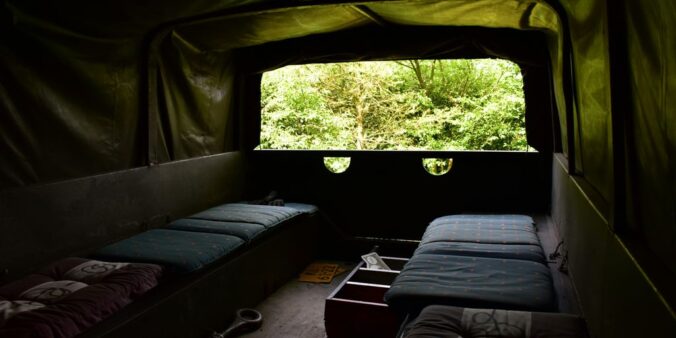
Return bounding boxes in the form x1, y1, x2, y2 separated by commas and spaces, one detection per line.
0, 151, 246, 281
552, 155, 675, 338
603, 235, 676, 337
552, 155, 609, 336
250, 150, 551, 240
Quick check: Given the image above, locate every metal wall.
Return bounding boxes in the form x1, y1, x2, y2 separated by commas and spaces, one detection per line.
251, 150, 550, 240
0, 151, 246, 281
552, 155, 676, 338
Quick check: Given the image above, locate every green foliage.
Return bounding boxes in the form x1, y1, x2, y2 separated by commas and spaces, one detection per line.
259, 59, 528, 151
422, 158, 453, 176
323, 157, 351, 173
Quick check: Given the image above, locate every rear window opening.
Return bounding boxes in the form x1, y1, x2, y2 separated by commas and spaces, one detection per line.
258, 59, 530, 151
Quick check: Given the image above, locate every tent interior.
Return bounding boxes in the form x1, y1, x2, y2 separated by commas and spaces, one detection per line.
0, 0, 674, 337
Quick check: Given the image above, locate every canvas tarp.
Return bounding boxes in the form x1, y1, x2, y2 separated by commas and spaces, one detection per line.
560, 0, 612, 202
0, 0, 563, 189
1, 0, 674, 316
623, 0, 676, 276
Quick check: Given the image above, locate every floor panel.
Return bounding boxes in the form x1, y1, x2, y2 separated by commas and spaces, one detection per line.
241, 262, 355, 338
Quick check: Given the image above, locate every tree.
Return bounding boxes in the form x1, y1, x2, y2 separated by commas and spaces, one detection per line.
259, 59, 528, 152
259, 65, 352, 150
316, 62, 419, 150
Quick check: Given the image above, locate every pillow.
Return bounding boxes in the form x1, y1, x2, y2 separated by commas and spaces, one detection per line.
19, 281, 88, 304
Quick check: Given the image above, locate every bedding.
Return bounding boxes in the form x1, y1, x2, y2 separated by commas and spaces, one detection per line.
414, 241, 546, 264
168, 202, 317, 241
92, 229, 244, 273
0, 258, 161, 338
167, 219, 266, 241
283, 202, 319, 214
420, 220, 541, 246
401, 305, 588, 338
384, 253, 556, 313
189, 203, 302, 227
429, 214, 535, 227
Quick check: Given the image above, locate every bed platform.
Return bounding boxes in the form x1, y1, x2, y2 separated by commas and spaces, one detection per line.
385, 253, 555, 312
80, 202, 319, 338
92, 229, 245, 274
182, 203, 304, 229
421, 215, 542, 247
0, 203, 319, 338
413, 241, 546, 264
385, 214, 557, 314
166, 203, 315, 242
91, 203, 316, 275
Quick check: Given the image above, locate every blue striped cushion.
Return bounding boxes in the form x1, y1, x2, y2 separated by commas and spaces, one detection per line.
284, 203, 319, 214
167, 219, 266, 242
189, 203, 301, 228
429, 214, 534, 227
420, 225, 540, 246
384, 254, 555, 313
92, 229, 244, 274
421, 214, 540, 246
414, 241, 546, 264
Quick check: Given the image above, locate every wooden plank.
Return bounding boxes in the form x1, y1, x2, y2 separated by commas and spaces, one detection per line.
352, 269, 399, 285
325, 298, 400, 338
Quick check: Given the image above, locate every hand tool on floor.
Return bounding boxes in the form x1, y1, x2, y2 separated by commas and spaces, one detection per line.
211, 308, 263, 338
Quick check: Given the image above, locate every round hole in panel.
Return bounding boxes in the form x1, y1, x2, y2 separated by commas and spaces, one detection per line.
323, 157, 351, 174
422, 158, 453, 176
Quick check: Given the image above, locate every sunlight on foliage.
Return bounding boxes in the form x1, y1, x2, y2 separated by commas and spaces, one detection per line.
323, 157, 351, 174
422, 158, 453, 176
260, 59, 528, 151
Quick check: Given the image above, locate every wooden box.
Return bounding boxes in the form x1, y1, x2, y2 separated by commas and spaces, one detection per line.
325, 257, 408, 338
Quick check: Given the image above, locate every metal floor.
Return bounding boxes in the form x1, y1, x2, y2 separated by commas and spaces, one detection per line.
240, 262, 354, 338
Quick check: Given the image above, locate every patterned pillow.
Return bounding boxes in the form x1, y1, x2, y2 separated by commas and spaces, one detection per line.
63, 260, 129, 283
19, 281, 88, 304
0, 257, 163, 337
